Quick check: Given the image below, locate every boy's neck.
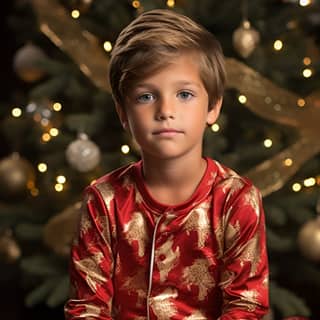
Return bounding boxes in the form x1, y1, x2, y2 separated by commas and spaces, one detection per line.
141, 155, 207, 206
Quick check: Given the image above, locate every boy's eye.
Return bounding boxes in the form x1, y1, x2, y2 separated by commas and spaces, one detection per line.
136, 93, 155, 103
177, 91, 194, 100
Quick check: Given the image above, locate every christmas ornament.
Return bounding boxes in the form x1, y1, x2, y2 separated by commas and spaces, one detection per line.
232, 20, 260, 58
13, 42, 47, 82
43, 202, 81, 256
0, 153, 36, 199
297, 199, 320, 262
0, 229, 21, 263
31, 0, 320, 197
65, 133, 101, 172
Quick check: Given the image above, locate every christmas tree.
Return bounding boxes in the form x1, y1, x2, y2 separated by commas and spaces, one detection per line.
1, 0, 320, 319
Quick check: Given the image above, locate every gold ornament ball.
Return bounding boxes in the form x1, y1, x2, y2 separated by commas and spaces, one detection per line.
233, 20, 260, 58
297, 217, 320, 262
13, 43, 47, 82
0, 154, 35, 199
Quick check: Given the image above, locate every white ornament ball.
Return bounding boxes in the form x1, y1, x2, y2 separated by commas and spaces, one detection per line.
233, 20, 260, 58
13, 43, 47, 82
297, 217, 320, 262
66, 133, 101, 172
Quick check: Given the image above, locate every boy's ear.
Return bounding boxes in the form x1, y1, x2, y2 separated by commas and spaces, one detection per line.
115, 103, 128, 130
207, 98, 223, 125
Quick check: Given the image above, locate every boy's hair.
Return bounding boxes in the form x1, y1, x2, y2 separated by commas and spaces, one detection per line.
109, 9, 226, 109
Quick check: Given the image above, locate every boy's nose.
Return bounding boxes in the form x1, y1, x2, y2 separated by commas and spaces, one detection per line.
155, 98, 175, 120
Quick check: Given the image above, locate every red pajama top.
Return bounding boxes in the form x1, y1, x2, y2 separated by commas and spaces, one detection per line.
64, 157, 269, 319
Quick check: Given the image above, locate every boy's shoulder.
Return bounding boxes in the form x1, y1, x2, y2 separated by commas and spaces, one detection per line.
88, 161, 140, 194
208, 157, 256, 192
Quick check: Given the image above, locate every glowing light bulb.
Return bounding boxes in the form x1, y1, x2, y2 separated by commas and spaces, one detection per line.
132, 0, 140, 8
303, 68, 312, 78
55, 183, 64, 192
292, 183, 302, 192
283, 158, 293, 167
299, 0, 312, 7
211, 123, 220, 132
273, 40, 283, 51
167, 0, 175, 7
297, 98, 306, 107
12, 107, 22, 118
238, 95, 247, 104
121, 144, 130, 154
56, 175, 66, 184
263, 139, 273, 148
303, 177, 316, 187
71, 10, 80, 19
38, 163, 47, 172
53, 102, 62, 111
103, 41, 112, 52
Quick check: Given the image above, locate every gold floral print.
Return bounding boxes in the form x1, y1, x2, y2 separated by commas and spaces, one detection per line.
96, 183, 115, 212
155, 235, 180, 283
74, 252, 107, 292
244, 186, 260, 217
149, 287, 178, 320
123, 268, 147, 306
124, 211, 149, 257
183, 202, 211, 248
183, 258, 215, 301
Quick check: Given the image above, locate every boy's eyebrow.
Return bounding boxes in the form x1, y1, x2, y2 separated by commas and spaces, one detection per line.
134, 81, 202, 89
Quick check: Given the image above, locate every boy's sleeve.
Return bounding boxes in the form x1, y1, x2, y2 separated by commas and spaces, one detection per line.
64, 188, 115, 320
218, 182, 269, 320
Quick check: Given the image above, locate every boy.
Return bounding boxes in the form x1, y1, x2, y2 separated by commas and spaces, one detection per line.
65, 9, 269, 320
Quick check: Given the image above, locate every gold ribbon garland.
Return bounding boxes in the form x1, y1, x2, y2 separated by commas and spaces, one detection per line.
30, 0, 320, 197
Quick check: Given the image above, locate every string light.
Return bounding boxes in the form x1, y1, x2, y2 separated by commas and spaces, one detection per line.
56, 175, 66, 184
263, 139, 273, 148
303, 177, 316, 187
38, 163, 47, 172
53, 102, 62, 111
211, 123, 220, 132
49, 128, 59, 137
11, 107, 22, 118
283, 158, 293, 167
273, 40, 283, 51
55, 183, 64, 192
166, 0, 175, 8
302, 68, 312, 78
71, 10, 80, 19
238, 95, 247, 104
303, 57, 311, 66
292, 183, 302, 192
297, 98, 306, 108
132, 0, 140, 8
41, 133, 51, 142
121, 144, 130, 154
299, 0, 312, 7
103, 41, 112, 52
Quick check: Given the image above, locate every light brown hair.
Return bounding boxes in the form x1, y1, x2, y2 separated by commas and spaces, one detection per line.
109, 9, 226, 109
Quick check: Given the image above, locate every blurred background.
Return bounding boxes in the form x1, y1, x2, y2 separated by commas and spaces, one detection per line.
1, 0, 320, 319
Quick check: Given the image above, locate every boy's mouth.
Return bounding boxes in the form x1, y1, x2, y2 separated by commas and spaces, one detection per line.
152, 128, 184, 136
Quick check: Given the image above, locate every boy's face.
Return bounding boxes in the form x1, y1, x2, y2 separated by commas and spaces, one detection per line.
116, 53, 222, 161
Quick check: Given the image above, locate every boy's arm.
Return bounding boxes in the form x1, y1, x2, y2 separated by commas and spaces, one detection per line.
218, 183, 269, 320
64, 189, 115, 320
